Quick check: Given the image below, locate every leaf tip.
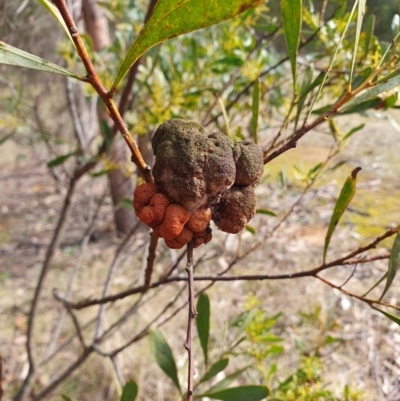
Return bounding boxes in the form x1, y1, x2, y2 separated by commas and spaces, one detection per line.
351, 166, 362, 179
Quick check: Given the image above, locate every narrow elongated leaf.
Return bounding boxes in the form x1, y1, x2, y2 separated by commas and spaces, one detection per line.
350, 0, 366, 85
362, 272, 387, 297
47, 152, 78, 168
280, 0, 302, 87
323, 167, 362, 263
0, 42, 83, 79
37, 0, 73, 44
256, 209, 276, 216
112, 0, 264, 90
380, 230, 400, 300
342, 72, 400, 111
295, 64, 314, 128
250, 78, 260, 143
120, 381, 138, 401
202, 385, 269, 401
342, 123, 365, 141
373, 307, 400, 326
200, 358, 229, 383
196, 293, 210, 365
198, 365, 252, 396
363, 15, 375, 58
148, 330, 181, 393
246, 225, 256, 235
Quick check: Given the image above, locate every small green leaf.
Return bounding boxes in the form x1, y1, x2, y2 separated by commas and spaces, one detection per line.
120, 381, 138, 401
323, 167, 362, 263
196, 293, 210, 366
281, 0, 302, 87
385, 92, 398, 109
47, 152, 77, 168
256, 209, 276, 217
0, 42, 83, 79
119, 198, 133, 210
112, 0, 264, 90
373, 307, 400, 326
245, 225, 256, 235
148, 330, 181, 393
342, 124, 365, 141
342, 71, 400, 111
380, 230, 400, 300
197, 365, 252, 396
200, 358, 229, 383
202, 385, 269, 401
61, 396, 73, 401
250, 78, 260, 143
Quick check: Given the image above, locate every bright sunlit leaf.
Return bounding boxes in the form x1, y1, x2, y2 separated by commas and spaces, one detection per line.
281, 0, 302, 87
112, 0, 264, 90
0, 42, 83, 79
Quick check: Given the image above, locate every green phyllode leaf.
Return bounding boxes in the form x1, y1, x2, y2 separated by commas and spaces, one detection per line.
112, 0, 264, 90
323, 167, 362, 263
0, 42, 83, 79
196, 293, 210, 365
280, 0, 302, 87
373, 307, 400, 326
47, 152, 78, 168
380, 230, 400, 300
200, 358, 229, 383
342, 71, 400, 111
120, 381, 138, 401
202, 385, 269, 401
148, 330, 181, 393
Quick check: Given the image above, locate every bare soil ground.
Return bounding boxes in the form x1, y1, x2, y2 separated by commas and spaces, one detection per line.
1, 112, 400, 401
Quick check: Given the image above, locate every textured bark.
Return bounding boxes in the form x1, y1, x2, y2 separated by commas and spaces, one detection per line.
82, 0, 136, 234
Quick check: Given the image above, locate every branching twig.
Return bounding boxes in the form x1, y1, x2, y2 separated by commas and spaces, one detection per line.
14, 177, 78, 401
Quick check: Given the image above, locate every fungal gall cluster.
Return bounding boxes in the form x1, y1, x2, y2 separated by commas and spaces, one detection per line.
133, 119, 264, 249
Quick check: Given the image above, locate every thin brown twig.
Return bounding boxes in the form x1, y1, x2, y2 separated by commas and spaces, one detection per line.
56, 226, 397, 311
263, 55, 398, 165
13, 176, 78, 401
52, 0, 152, 182
184, 241, 197, 401
145, 231, 159, 288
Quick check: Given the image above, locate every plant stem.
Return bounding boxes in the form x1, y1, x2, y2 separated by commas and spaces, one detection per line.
184, 241, 197, 401
52, 0, 152, 183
